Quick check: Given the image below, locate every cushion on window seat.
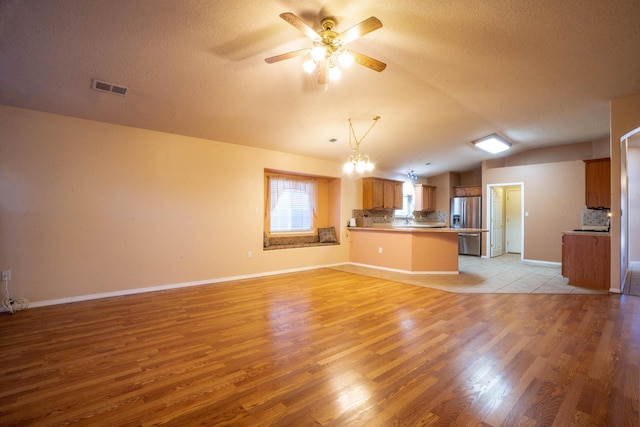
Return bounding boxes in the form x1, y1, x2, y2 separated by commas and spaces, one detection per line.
318, 226, 337, 243
264, 232, 339, 250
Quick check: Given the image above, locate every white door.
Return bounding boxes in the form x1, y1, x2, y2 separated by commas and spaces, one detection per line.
491, 187, 503, 257
506, 187, 522, 253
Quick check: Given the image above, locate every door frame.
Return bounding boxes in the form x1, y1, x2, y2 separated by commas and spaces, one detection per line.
486, 182, 524, 260
620, 127, 640, 292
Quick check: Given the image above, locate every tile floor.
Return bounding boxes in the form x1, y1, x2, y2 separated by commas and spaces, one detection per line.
331, 253, 610, 294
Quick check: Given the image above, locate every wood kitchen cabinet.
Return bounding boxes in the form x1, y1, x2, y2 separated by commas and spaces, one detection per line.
562, 232, 610, 290
414, 184, 437, 211
393, 181, 403, 209
362, 177, 404, 209
584, 158, 610, 209
453, 185, 482, 197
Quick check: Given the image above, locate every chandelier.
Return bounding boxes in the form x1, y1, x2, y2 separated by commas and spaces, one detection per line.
343, 116, 380, 173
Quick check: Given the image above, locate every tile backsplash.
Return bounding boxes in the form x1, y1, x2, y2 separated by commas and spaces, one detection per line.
581, 209, 610, 226
351, 209, 395, 224
351, 209, 446, 225
413, 210, 446, 222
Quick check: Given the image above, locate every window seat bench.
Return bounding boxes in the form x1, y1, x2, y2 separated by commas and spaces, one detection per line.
263, 234, 339, 250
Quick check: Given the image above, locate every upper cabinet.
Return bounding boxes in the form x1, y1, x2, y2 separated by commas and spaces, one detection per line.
414, 184, 437, 212
584, 158, 610, 209
453, 185, 482, 197
362, 177, 404, 210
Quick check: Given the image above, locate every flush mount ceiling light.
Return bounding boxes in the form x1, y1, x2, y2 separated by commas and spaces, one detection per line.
265, 13, 386, 86
343, 116, 380, 173
472, 134, 511, 154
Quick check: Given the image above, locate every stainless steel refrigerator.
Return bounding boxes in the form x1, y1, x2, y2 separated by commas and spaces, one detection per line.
450, 196, 482, 256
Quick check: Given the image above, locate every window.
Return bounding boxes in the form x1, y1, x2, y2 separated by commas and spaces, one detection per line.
267, 175, 317, 233
395, 182, 415, 218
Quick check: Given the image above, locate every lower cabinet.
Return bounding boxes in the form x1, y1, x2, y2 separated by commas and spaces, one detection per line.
561, 233, 610, 290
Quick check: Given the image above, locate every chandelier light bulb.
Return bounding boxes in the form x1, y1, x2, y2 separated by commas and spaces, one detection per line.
343, 161, 355, 173
302, 59, 316, 74
366, 161, 375, 171
311, 46, 326, 61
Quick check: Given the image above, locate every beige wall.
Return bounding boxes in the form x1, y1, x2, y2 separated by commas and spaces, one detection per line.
482, 161, 585, 263
460, 168, 481, 185
0, 106, 356, 304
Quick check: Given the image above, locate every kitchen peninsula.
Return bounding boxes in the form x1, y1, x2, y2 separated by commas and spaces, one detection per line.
561, 230, 610, 290
348, 226, 487, 273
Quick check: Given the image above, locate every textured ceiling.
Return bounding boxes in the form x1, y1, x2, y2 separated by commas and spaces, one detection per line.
1, 0, 639, 177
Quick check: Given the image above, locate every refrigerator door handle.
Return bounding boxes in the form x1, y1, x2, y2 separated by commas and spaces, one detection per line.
461, 201, 466, 228
459, 232, 480, 237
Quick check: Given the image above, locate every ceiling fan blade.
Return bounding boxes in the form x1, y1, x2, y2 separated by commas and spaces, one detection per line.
338, 16, 382, 45
318, 62, 327, 85
349, 50, 387, 72
279, 12, 322, 43
265, 49, 310, 64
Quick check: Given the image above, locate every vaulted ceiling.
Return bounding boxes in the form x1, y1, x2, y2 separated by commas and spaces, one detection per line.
1, 0, 639, 177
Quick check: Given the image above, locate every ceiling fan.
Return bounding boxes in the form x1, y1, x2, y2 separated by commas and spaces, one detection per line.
265, 12, 386, 85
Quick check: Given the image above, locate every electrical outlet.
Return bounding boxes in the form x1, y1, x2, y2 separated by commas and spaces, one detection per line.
247, 251, 253, 259
378, 247, 383, 253
1, 270, 11, 281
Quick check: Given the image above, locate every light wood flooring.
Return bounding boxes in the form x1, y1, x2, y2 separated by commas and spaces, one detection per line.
1, 263, 639, 425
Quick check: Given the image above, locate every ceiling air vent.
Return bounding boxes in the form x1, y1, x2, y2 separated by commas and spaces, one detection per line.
91, 79, 128, 96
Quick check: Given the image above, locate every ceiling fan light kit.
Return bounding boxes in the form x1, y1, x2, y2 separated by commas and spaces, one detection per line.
265, 12, 386, 85
338, 51, 354, 68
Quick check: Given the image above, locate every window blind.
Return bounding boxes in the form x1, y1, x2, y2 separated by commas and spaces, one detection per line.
268, 176, 317, 233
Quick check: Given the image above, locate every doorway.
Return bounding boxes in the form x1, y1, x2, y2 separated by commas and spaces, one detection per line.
622, 130, 640, 294
487, 183, 524, 258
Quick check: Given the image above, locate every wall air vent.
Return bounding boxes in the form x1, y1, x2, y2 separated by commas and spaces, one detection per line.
91, 79, 128, 96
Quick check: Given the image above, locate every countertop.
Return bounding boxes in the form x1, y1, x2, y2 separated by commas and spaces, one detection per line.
563, 226, 610, 236
562, 230, 610, 236
348, 226, 488, 233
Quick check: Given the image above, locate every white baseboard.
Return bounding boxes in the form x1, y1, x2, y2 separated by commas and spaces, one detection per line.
26, 263, 345, 309
347, 262, 459, 275
522, 258, 561, 267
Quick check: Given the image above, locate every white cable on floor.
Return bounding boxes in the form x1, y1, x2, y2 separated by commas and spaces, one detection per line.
2, 277, 29, 314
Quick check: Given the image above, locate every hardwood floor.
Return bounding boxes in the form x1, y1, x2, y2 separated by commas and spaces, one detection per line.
1, 268, 639, 426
